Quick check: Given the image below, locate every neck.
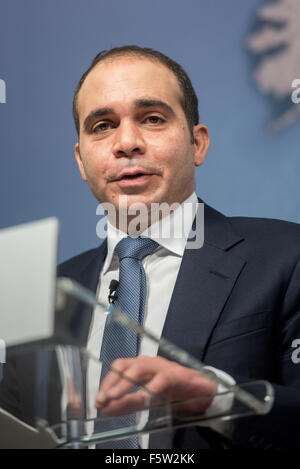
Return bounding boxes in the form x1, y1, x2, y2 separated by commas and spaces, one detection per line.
105, 192, 196, 236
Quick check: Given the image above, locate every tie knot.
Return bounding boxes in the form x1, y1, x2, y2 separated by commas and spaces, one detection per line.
115, 236, 159, 261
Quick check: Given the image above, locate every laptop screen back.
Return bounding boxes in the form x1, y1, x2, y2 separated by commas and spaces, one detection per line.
0, 218, 58, 347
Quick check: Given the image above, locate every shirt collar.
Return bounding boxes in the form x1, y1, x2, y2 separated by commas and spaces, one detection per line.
102, 192, 199, 274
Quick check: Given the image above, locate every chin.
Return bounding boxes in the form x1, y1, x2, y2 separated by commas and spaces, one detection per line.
114, 192, 160, 210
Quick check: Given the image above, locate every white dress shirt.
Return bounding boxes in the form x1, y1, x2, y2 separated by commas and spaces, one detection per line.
85, 192, 234, 447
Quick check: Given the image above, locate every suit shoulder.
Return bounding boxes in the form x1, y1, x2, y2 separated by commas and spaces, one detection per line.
229, 215, 300, 234
228, 216, 300, 251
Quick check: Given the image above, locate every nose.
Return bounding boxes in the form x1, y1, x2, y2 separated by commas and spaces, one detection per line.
112, 119, 146, 158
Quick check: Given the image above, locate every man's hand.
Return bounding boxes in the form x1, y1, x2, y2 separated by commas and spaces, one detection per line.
95, 356, 218, 418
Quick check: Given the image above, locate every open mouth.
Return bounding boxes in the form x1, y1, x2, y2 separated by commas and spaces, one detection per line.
113, 171, 155, 187
120, 173, 148, 180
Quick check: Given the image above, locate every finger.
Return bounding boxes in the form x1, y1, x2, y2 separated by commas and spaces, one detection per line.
105, 362, 154, 401
104, 359, 188, 402
97, 356, 164, 408
150, 367, 216, 397
96, 358, 134, 406
99, 389, 149, 416
100, 358, 134, 391
67, 377, 82, 418
103, 357, 177, 409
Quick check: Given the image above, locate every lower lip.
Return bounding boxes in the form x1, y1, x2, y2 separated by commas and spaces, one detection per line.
114, 174, 155, 187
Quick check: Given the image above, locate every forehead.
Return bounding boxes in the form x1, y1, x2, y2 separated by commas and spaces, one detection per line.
77, 56, 183, 117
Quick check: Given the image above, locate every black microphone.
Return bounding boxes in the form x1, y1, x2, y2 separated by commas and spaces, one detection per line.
108, 279, 119, 304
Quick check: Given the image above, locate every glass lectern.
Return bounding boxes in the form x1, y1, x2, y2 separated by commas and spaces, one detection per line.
0, 277, 274, 449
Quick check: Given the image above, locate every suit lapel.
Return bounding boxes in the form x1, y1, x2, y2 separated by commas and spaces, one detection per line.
159, 204, 246, 362
57, 240, 108, 346
67, 240, 107, 294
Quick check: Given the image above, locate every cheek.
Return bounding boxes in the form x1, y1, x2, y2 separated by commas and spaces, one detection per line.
82, 147, 108, 181
150, 135, 184, 168
158, 140, 190, 177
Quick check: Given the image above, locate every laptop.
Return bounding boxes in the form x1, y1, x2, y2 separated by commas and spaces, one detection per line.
0, 218, 58, 347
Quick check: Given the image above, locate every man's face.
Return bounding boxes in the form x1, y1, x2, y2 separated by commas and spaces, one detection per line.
75, 56, 209, 213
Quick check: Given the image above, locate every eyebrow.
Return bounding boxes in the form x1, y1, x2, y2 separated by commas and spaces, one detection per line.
83, 98, 175, 132
134, 99, 175, 116
83, 107, 114, 132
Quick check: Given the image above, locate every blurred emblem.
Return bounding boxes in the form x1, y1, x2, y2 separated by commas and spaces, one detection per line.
248, 0, 300, 131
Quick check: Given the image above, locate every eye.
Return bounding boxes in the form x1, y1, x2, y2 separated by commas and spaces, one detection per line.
144, 115, 165, 125
92, 121, 114, 133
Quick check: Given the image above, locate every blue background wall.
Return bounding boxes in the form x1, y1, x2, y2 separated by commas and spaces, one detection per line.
0, 0, 299, 262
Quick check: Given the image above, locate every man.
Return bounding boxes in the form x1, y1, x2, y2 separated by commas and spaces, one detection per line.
1, 46, 300, 448
57, 45, 300, 448
70, 45, 224, 448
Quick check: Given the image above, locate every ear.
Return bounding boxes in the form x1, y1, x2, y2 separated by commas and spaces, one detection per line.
74, 142, 88, 181
193, 124, 210, 167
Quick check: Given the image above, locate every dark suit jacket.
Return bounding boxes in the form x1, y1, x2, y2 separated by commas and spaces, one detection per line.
1, 202, 300, 448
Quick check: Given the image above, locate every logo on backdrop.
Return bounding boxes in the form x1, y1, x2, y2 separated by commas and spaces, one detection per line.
0, 79, 6, 103
247, 0, 300, 131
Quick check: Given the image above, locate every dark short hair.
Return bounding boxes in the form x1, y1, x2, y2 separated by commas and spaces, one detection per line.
72, 45, 199, 143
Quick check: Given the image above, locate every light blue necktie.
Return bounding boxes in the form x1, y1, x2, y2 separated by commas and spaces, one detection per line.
98, 236, 159, 448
